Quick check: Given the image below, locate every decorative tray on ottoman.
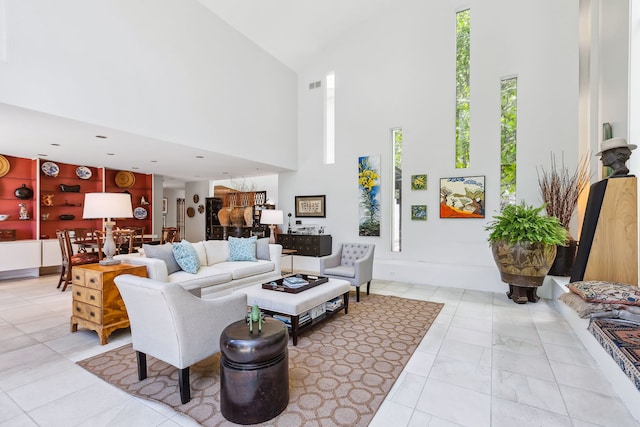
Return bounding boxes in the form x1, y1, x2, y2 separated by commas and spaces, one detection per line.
262, 274, 329, 293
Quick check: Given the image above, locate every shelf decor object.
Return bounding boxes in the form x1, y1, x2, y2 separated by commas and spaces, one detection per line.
41, 161, 60, 177
0, 155, 10, 177
114, 171, 136, 188
76, 166, 92, 180
83, 192, 133, 265
260, 209, 283, 244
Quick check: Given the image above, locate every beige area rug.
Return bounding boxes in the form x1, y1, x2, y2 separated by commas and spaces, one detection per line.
78, 294, 443, 426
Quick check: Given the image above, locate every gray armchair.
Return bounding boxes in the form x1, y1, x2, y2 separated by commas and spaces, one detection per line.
319, 243, 375, 302
114, 274, 247, 404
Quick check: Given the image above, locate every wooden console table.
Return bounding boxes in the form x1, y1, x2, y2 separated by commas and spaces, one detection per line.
70, 263, 147, 344
276, 234, 332, 257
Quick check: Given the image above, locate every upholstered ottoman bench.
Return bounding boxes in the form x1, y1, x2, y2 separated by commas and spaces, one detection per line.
238, 278, 350, 345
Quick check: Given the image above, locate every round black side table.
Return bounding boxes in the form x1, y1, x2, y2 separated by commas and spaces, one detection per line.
220, 317, 289, 425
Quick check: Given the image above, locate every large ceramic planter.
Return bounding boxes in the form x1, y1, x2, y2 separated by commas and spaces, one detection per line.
491, 240, 557, 304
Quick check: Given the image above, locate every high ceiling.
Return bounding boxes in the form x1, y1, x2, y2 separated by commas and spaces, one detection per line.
0, 1, 401, 187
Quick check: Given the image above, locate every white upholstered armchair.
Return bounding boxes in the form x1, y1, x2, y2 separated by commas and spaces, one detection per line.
114, 274, 247, 404
319, 243, 375, 302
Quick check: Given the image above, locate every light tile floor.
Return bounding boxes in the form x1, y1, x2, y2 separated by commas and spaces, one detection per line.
0, 275, 638, 426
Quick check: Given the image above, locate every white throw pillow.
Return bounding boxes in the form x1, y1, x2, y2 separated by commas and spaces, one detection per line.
191, 241, 208, 266
203, 240, 230, 265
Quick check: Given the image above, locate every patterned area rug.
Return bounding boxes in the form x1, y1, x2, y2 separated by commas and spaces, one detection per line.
78, 294, 443, 426
589, 318, 640, 391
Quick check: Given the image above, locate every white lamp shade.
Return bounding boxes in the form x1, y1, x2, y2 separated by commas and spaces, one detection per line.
83, 193, 133, 219
260, 209, 284, 225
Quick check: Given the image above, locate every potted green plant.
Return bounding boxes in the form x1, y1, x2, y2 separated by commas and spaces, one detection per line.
537, 154, 590, 276
486, 202, 568, 304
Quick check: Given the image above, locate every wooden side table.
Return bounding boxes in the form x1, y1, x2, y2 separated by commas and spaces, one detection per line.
70, 263, 147, 344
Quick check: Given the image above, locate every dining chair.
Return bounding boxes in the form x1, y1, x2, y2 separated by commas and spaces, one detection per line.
160, 227, 180, 244
56, 229, 100, 291
73, 228, 94, 252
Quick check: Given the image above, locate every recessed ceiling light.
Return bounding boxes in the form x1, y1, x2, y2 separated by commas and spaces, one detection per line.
196, 155, 204, 159
131, 167, 139, 170
37, 154, 48, 157
106, 153, 115, 156
96, 135, 107, 139
222, 171, 229, 175
150, 160, 158, 163
50, 143, 60, 146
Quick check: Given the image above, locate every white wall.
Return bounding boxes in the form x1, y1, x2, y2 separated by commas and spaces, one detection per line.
281, 0, 582, 292
183, 180, 210, 242
0, 0, 297, 171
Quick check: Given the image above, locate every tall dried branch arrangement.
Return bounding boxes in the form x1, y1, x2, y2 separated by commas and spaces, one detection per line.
537, 153, 590, 230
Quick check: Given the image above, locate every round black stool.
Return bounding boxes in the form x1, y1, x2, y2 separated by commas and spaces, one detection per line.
220, 317, 289, 425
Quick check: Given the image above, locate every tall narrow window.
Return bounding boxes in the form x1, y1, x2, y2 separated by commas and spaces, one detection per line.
500, 77, 518, 209
325, 72, 335, 164
391, 128, 402, 252
455, 9, 471, 168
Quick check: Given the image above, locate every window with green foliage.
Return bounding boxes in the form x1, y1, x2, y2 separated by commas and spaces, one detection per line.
456, 9, 470, 169
391, 128, 402, 252
500, 77, 518, 209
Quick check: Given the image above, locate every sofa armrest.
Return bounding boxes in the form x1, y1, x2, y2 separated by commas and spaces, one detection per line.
114, 254, 169, 282
269, 243, 282, 275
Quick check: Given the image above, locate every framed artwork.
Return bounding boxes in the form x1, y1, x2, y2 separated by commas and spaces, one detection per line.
295, 195, 326, 217
358, 155, 381, 236
439, 176, 485, 218
162, 197, 168, 214
411, 205, 427, 220
411, 174, 427, 190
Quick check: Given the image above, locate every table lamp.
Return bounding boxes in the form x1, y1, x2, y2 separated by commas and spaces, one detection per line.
83, 192, 133, 265
260, 209, 283, 244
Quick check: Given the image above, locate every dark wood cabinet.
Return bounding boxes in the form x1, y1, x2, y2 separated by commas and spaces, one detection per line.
207, 225, 269, 240
276, 234, 332, 257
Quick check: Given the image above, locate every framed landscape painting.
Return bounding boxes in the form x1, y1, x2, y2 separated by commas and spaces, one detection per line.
439, 176, 485, 218
411, 174, 427, 190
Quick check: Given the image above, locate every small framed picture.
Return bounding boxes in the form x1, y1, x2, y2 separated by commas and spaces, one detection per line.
295, 195, 326, 218
162, 197, 168, 214
411, 205, 427, 220
411, 174, 427, 190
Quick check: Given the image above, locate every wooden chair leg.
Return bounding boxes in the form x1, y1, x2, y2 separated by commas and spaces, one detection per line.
61, 267, 73, 291
179, 367, 191, 404
57, 265, 66, 289
366, 280, 371, 295
356, 286, 360, 302
136, 351, 147, 381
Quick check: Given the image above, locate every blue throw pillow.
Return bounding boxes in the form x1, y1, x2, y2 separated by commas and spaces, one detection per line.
172, 240, 200, 274
143, 243, 181, 274
228, 236, 258, 262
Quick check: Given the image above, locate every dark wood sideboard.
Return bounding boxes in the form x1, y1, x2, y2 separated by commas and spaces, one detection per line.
276, 234, 332, 257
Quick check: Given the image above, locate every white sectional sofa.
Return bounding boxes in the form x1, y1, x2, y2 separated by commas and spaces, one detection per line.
115, 238, 282, 299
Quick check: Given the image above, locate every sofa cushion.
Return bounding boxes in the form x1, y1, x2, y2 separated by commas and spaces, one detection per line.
228, 236, 257, 262
568, 280, 640, 306
167, 267, 232, 288
191, 241, 207, 266
143, 243, 181, 274
256, 237, 270, 260
213, 260, 275, 280
203, 240, 230, 265
172, 240, 200, 274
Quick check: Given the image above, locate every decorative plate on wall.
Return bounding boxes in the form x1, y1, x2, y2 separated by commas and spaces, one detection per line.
187, 207, 196, 218
115, 171, 136, 188
0, 155, 10, 178
198, 204, 204, 214
41, 162, 60, 177
76, 166, 92, 180
193, 194, 200, 203
133, 206, 148, 220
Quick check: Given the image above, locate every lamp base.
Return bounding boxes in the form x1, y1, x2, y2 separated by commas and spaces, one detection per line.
99, 258, 121, 266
